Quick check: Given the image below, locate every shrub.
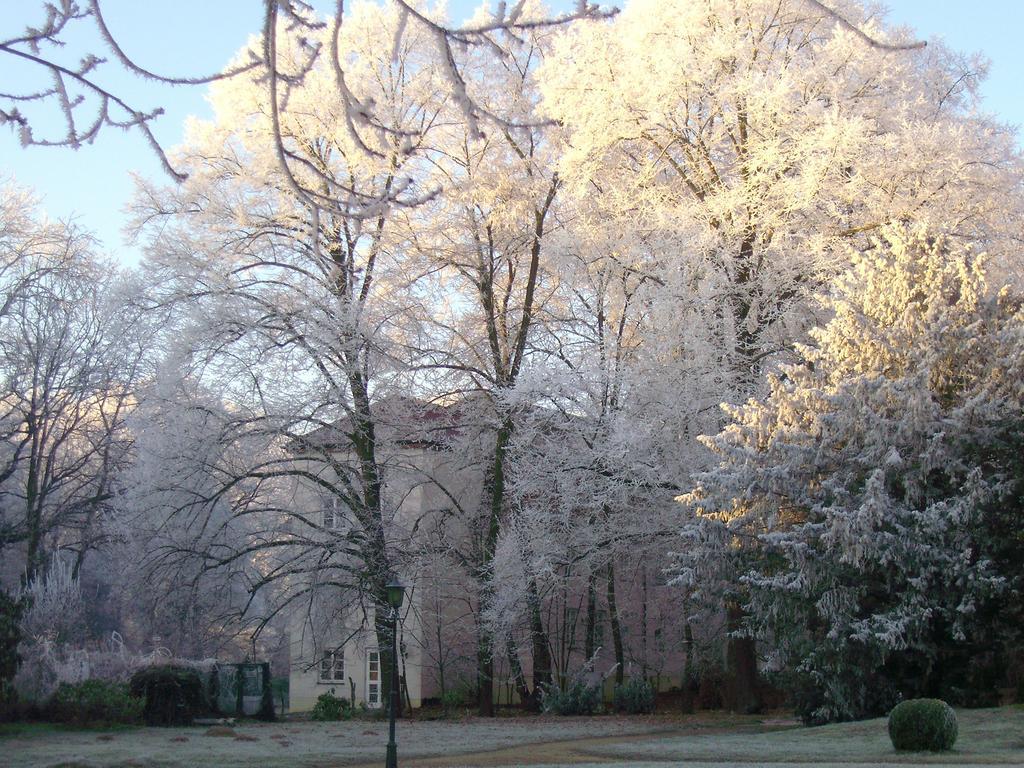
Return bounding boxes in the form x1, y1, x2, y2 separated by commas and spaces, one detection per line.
0, 589, 24, 717
696, 667, 725, 710
440, 688, 464, 714
47, 679, 144, 725
19, 556, 85, 645
310, 690, 352, 721
129, 665, 207, 726
888, 699, 958, 752
613, 677, 655, 714
541, 679, 602, 715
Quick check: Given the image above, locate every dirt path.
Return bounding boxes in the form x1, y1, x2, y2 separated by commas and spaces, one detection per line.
338, 714, 805, 768
346, 727, 677, 768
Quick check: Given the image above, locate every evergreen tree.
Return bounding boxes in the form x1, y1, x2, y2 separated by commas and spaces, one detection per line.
682, 226, 1024, 722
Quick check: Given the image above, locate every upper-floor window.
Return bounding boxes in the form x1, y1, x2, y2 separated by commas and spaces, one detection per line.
565, 607, 579, 637
323, 497, 344, 530
319, 647, 345, 683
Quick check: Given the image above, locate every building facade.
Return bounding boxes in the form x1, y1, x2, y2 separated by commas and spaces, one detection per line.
285, 397, 696, 713
286, 398, 481, 713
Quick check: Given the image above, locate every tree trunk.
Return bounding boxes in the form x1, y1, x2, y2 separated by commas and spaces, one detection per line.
505, 635, 532, 709
400, 641, 412, 716
469, 180, 556, 715
721, 226, 763, 716
24, 419, 43, 583
346, 372, 401, 716
640, 565, 649, 679
477, 627, 494, 716
374, 594, 403, 718
606, 560, 624, 685
725, 601, 761, 714
681, 621, 695, 714
475, 417, 513, 716
435, 595, 448, 705
527, 579, 551, 710
584, 571, 597, 660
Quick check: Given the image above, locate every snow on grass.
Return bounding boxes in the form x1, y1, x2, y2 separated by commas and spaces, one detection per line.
582, 707, 1024, 765
2, 713, 663, 768
444, 764, 1021, 768
5, 707, 1023, 767
439, 764, 1017, 768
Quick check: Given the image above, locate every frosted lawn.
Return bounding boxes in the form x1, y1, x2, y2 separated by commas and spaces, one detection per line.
6, 708, 1024, 767
5, 714, 670, 768
583, 707, 1024, 765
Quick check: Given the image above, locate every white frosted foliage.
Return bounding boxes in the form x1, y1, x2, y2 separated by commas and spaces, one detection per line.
681, 226, 1024, 721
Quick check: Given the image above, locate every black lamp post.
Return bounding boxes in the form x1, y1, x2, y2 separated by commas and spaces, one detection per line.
385, 576, 405, 768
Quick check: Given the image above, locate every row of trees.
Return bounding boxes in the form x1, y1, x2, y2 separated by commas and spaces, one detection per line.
0, 186, 262, 668
0, 185, 138, 584
2, 0, 1022, 720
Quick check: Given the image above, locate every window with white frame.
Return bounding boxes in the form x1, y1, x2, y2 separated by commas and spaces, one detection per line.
366, 649, 382, 708
319, 647, 345, 683
323, 497, 344, 530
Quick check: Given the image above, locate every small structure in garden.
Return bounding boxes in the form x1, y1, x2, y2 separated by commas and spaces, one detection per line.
216, 662, 275, 719
130, 661, 275, 725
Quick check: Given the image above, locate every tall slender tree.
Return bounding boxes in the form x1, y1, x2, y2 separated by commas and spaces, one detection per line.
129, 2, 449, 692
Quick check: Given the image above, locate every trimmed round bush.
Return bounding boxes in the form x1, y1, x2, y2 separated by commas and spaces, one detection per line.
129, 665, 207, 726
888, 698, 958, 752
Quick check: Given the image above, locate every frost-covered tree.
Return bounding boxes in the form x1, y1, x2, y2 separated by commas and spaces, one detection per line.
501, 208, 716, 686
541, 0, 1024, 709
2, 1, 610, 197
0, 185, 142, 584
682, 226, 1024, 722
127, 2, 459, 693
542, 0, 1022, 367
112, 373, 286, 659
396, 10, 572, 711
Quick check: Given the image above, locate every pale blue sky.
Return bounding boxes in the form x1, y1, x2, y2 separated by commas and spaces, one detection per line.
3, 1, 1022, 265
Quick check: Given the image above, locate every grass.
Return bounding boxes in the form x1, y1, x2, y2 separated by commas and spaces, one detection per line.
2, 713, 660, 768
2, 706, 1022, 767
581, 707, 1024, 765
0, 721, 141, 738
0, 722, 61, 738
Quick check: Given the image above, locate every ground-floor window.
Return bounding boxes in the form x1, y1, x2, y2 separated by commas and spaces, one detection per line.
366, 649, 382, 708
319, 647, 345, 683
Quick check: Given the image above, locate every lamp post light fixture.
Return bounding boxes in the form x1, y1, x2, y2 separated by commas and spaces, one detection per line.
385, 576, 405, 768
386, 578, 406, 612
